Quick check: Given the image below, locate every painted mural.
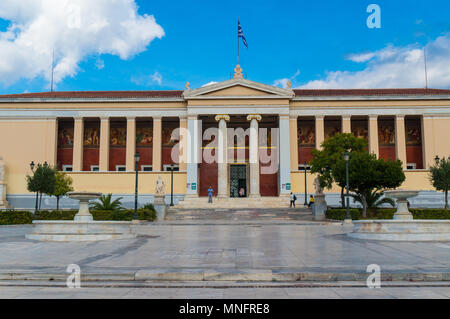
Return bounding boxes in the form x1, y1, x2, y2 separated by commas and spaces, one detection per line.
58, 127, 74, 147
324, 121, 341, 139
298, 121, 315, 146
110, 127, 126, 146
351, 121, 368, 141
162, 127, 177, 146
136, 127, 153, 146
83, 127, 100, 146
378, 121, 395, 145
406, 120, 421, 145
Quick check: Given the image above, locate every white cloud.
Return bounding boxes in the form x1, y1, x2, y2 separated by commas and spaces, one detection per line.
0, 0, 165, 87
273, 69, 300, 88
131, 71, 163, 86
299, 34, 450, 89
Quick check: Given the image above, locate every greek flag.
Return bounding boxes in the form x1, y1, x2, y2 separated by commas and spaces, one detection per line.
238, 20, 248, 48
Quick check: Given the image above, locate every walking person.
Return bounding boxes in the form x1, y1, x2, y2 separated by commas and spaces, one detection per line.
208, 185, 214, 203
308, 195, 315, 207
290, 192, 297, 208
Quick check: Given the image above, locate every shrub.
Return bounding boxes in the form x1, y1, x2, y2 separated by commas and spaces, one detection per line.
410, 209, 450, 220
326, 208, 449, 220
35, 210, 77, 220
0, 210, 34, 225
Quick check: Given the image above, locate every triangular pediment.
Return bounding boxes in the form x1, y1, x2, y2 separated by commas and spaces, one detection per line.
183, 78, 294, 99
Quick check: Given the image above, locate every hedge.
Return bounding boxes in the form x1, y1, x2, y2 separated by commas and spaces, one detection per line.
1, 208, 157, 225
326, 208, 450, 220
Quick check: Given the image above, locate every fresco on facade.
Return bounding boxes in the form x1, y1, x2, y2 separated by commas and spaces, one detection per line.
58, 127, 74, 147
83, 127, 100, 146
162, 127, 176, 146
136, 127, 153, 146
324, 121, 341, 139
406, 121, 421, 145
298, 121, 315, 146
378, 121, 395, 145
351, 121, 368, 141
110, 127, 126, 146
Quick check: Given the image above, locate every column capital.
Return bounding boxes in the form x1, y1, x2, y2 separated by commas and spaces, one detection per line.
74, 116, 83, 122
396, 114, 405, 119
368, 114, 378, 120
100, 116, 109, 121
247, 114, 262, 122
153, 115, 162, 120
126, 116, 136, 121
342, 114, 352, 119
187, 115, 198, 121
289, 114, 298, 120
215, 114, 230, 122
315, 115, 325, 120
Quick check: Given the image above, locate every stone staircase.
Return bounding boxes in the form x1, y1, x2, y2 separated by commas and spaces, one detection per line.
175, 196, 293, 209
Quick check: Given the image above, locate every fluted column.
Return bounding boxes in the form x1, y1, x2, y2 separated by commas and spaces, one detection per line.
279, 114, 292, 195
315, 115, 325, 149
395, 115, 407, 169
179, 116, 188, 171
247, 114, 262, 198
126, 117, 136, 171
215, 114, 230, 198
289, 116, 298, 171
73, 117, 84, 171
47, 118, 58, 166
421, 115, 434, 169
152, 116, 162, 171
99, 117, 110, 171
368, 115, 379, 158
186, 115, 201, 197
342, 115, 351, 133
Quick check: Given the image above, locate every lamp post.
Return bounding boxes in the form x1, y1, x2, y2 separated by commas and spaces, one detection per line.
344, 151, 351, 222
303, 162, 308, 206
133, 152, 140, 220
170, 163, 174, 207
29, 161, 38, 214
435, 155, 440, 166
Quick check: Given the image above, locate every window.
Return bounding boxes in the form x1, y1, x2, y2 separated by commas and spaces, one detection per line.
406, 163, 417, 170
298, 164, 311, 171
141, 165, 152, 172
62, 165, 73, 172
90, 165, 99, 172
163, 164, 179, 171
115, 165, 126, 172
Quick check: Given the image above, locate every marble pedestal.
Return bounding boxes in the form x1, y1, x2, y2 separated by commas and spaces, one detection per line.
313, 194, 327, 221
154, 195, 167, 221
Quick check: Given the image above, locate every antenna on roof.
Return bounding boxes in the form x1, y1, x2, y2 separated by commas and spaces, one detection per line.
423, 47, 428, 89
50, 49, 55, 92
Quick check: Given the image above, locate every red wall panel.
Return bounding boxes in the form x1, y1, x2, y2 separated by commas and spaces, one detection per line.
298, 147, 314, 165
199, 162, 218, 197
259, 147, 278, 196
82, 148, 99, 171
136, 147, 152, 170
57, 148, 73, 170
162, 147, 177, 166
379, 146, 396, 161
109, 148, 126, 171
406, 146, 423, 169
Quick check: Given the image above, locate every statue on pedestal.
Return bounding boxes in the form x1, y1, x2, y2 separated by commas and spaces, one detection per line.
0, 156, 8, 208
155, 176, 166, 195
313, 177, 323, 195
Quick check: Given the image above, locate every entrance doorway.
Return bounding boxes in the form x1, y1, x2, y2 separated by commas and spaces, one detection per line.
230, 164, 247, 198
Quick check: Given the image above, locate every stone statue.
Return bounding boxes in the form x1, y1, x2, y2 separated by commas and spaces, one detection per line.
0, 156, 7, 208
313, 177, 323, 195
155, 176, 166, 195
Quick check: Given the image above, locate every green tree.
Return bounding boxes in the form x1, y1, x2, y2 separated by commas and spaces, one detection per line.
310, 133, 367, 207
52, 171, 74, 210
351, 189, 396, 210
429, 157, 450, 209
334, 152, 405, 217
90, 193, 124, 212
26, 163, 56, 210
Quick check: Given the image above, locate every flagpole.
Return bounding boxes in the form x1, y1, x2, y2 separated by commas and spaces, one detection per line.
237, 19, 239, 65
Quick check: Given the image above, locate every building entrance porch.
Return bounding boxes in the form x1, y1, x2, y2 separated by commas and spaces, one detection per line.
229, 164, 247, 198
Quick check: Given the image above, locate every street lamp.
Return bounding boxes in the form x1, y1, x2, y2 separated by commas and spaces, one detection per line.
304, 162, 308, 206
29, 161, 38, 214
344, 151, 351, 222
170, 163, 174, 206
435, 155, 440, 166
133, 152, 140, 221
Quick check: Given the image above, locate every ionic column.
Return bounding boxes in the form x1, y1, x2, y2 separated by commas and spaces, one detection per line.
152, 116, 162, 171
186, 115, 201, 197
126, 117, 136, 171
395, 115, 407, 169
215, 114, 230, 198
73, 117, 84, 171
421, 115, 435, 169
99, 117, 110, 171
247, 114, 262, 198
342, 115, 351, 133
179, 116, 188, 171
368, 115, 379, 158
315, 115, 325, 149
47, 118, 58, 166
279, 114, 292, 195
289, 116, 299, 171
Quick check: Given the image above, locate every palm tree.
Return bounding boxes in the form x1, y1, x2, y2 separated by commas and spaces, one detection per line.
352, 189, 395, 210
90, 194, 124, 211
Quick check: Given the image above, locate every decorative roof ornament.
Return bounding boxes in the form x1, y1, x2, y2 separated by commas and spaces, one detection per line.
185, 82, 190, 91
286, 80, 292, 89
233, 64, 244, 79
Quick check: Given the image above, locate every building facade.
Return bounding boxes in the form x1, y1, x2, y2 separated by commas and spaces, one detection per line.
1, 66, 450, 208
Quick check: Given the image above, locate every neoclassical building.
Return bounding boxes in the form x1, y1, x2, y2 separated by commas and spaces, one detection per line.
1, 66, 449, 208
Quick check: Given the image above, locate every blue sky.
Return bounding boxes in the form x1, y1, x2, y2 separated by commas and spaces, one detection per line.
0, 0, 449, 94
